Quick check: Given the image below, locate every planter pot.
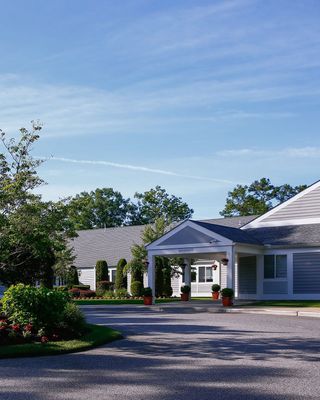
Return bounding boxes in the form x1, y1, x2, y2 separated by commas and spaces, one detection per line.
222, 297, 233, 307
181, 293, 189, 301
143, 296, 153, 305
212, 291, 219, 300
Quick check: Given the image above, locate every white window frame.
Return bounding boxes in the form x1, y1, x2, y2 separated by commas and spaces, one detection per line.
198, 265, 214, 283
263, 254, 287, 281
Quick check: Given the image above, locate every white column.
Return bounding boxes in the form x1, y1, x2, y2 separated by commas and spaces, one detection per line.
184, 258, 191, 300
147, 253, 156, 305
256, 255, 264, 299
226, 246, 235, 290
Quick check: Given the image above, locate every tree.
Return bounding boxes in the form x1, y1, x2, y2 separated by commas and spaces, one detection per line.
220, 178, 307, 217
155, 257, 164, 297
95, 260, 109, 282
0, 123, 76, 287
66, 265, 79, 287
66, 188, 133, 230
115, 258, 127, 290
132, 185, 193, 225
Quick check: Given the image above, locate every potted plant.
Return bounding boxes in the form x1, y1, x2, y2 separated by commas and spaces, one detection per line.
211, 284, 221, 300
221, 258, 229, 266
142, 287, 153, 305
221, 288, 234, 306
180, 285, 191, 301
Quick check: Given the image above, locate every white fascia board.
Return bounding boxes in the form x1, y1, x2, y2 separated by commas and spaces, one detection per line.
148, 245, 234, 257
146, 220, 233, 250
242, 180, 320, 229
243, 217, 320, 229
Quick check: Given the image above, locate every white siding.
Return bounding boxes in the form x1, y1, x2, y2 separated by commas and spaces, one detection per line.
79, 268, 95, 290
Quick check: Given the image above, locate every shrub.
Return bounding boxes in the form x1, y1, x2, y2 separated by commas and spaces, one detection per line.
104, 290, 116, 299
68, 288, 80, 298
56, 286, 68, 292
96, 260, 109, 282
115, 258, 127, 290
155, 258, 164, 297
79, 290, 96, 298
114, 289, 129, 298
72, 285, 91, 290
2, 284, 70, 332
130, 281, 143, 297
96, 281, 113, 296
211, 284, 221, 293
66, 265, 79, 287
163, 263, 173, 297
58, 302, 86, 338
221, 288, 234, 298
143, 287, 152, 297
180, 285, 191, 294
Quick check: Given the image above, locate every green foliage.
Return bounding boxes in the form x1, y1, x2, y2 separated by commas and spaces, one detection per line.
114, 289, 129, 298
125, 258, 144, 283
132, 185, 193, 224
0, 124, 76, 287
211, 284, 221, 292
2, 284, 70, 331
103, 290, 116, 299
65, 188, 134, 230
220, 178, 307, 217
155, 257, 164, 297
96, 280, 113, 296
96, 260, 109, 282
143, 287, 152, 296
221, 288, 234, 298
115, 258, 127, 290
180, 285, 191, 294
130, 281, 143, 297
59, 302, 86, 337
72, 285, 90, 290
66, 266, 79, 287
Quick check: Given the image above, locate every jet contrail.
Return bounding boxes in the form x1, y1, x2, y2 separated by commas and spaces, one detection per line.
40, 156, 234, 184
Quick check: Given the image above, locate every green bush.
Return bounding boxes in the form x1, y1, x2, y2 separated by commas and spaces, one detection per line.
130, 281, 143, 297
143, 287, 152, 297
114, 289, 129, 298
162, 262, 173, 297
96, 260, 109, 282
66, 265, 79, 287
59, 302, 86, 338
2, 284, 70, 331
55, 286, 68, 292
221, 288, 234, 298
211, 284, 221, 292
96, 281, 113, 296
72, 285, 90, 290
180, 285, 191, 294
104, 290, 116, 299
115, 258, 127, 290
155, 258, 164, 297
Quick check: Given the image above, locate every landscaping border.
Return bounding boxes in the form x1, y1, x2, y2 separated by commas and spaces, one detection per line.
0, 324, 122, 359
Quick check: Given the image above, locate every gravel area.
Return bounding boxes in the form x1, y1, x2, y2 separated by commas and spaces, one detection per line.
1, 308, 320, 399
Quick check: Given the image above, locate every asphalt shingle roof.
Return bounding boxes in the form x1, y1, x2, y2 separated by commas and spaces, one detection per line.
245, 224, 320, 247
191, 220, 262, 245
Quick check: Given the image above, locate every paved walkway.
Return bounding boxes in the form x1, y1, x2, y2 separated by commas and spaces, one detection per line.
1, 309, 320, 399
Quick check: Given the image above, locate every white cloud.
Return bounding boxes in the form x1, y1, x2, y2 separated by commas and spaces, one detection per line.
40, 156, 235, 185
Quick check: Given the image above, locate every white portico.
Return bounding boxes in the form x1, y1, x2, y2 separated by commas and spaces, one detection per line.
146, 219, 263, 304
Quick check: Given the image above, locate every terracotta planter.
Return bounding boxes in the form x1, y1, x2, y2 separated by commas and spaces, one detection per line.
181, 293, 189, 301
212, 291, 219, 300
143, 296, 153, 305
222, 297, 233, 307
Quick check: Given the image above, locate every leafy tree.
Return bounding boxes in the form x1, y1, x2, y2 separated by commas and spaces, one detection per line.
155, 257, 164, 297
65, 188, 133, 230
66, 265, 79, 287
132, 185, 193, 224
115, 258, 127, 290
220, 178, 307, 217
0, 123, 75, 287
95, 260, 109, 282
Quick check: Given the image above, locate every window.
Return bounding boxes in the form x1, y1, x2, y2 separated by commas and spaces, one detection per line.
110, 269, 116, 283
264, 255, 287, 279
198, 266, 214, 283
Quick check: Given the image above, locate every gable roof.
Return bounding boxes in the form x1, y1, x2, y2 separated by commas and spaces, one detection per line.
243, 180, 320, 228
191, 221, 262, 245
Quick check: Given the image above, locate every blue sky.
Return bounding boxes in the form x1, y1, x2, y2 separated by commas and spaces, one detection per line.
1, 0, 320, 218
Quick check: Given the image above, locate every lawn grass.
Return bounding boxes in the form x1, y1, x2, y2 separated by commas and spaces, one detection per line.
247, 300, 320, 308
0, 324, 122, 359
74, 298, 181, 305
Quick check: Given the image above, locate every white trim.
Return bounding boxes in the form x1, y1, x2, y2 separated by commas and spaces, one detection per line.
242, 180, 320, 229
244, 217, 320, 228
146, 220, 232, 250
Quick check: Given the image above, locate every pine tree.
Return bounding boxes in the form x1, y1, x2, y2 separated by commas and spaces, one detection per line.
96, 260, 109, 282
115, 258, 127, 289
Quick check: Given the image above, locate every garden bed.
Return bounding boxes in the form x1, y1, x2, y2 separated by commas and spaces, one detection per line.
74, 298, 181, 305
0, 323, 122, 359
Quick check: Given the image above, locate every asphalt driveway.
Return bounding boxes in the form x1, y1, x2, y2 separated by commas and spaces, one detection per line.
1, 308, 320, 400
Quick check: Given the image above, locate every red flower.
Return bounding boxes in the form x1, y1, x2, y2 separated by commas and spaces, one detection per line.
24, 323, 33, 332
41, 336, 49, 343
0, 325, 7, 331
11, 324, 20, 332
